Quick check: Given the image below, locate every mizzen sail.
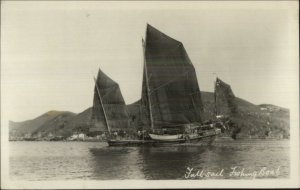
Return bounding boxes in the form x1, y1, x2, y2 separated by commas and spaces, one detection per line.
215, 77, 238, 117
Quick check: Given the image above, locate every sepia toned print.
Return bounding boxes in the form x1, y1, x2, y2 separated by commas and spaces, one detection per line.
1, 1, 299, 189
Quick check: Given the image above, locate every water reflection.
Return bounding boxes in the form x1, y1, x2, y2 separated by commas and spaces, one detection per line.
89, 145, 218, 180
89, 146, 145, 179
9, 140, 289, 180
138, 146, 209, 179
86, 140, 289, 180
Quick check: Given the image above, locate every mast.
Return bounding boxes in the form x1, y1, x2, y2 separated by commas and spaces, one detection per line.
94, 77, 111, 135
214, 76, 218, 117
142, 37, 154, 131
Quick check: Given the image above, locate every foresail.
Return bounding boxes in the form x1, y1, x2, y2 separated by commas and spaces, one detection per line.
91, 69, 129, 132
140, 24, 204, 128
215, 78, 238, 117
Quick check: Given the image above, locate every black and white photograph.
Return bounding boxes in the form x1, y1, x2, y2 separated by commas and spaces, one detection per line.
1, 1, 299, 189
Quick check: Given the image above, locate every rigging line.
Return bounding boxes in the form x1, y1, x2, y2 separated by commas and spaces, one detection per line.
149, 70, 191, 94
98, 85, 118, 98
96, 83, 119, 91
99, 87, 130, 117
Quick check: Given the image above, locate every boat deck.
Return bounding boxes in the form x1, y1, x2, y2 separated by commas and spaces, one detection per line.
107, 134, 216, 146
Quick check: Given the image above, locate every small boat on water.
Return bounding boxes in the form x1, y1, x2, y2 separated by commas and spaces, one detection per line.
91, 24, 228, 146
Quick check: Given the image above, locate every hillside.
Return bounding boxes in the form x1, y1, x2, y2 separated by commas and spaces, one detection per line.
9, 111, 76, 138
53, 107, 93, 137
9, 108, 94, 139
9, 92, 290, 140
126, 92, 290, 139
201, 92, 289, 138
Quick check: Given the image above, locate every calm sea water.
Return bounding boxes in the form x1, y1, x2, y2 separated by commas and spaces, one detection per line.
9, 139, 290, 180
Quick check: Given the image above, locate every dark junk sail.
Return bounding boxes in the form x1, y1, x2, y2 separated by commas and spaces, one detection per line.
91, 69, 130, 133
214, 78, 241, 139
214, 78, 238, 117
140, 24, 204, 130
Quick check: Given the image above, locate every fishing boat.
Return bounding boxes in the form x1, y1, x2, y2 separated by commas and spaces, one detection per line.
140, 24, 221, 144
91, 70, 173, 146
92, 24, 224, 146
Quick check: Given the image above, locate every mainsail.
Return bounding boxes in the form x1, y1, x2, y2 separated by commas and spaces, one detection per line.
140, 24, 204, 129
214, 77, 238, 117
91, 69, 129, 132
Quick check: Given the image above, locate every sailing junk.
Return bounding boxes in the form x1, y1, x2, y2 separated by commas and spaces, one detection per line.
140, 24, 221, 142
92, 24, 223, 145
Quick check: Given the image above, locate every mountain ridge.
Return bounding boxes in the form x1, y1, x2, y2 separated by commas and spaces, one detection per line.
9, 92, 289, 140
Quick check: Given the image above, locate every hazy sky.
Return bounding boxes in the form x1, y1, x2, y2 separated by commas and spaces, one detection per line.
2, 1, 298, 122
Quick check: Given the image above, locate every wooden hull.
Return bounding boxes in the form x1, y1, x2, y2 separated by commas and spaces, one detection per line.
147, 128, 221, 143
107, 139, 156, 146
107, 139, 185, 146
107, 132, 219, 147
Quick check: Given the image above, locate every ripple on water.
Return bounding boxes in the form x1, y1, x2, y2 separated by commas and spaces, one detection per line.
9, 140, 290, 180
